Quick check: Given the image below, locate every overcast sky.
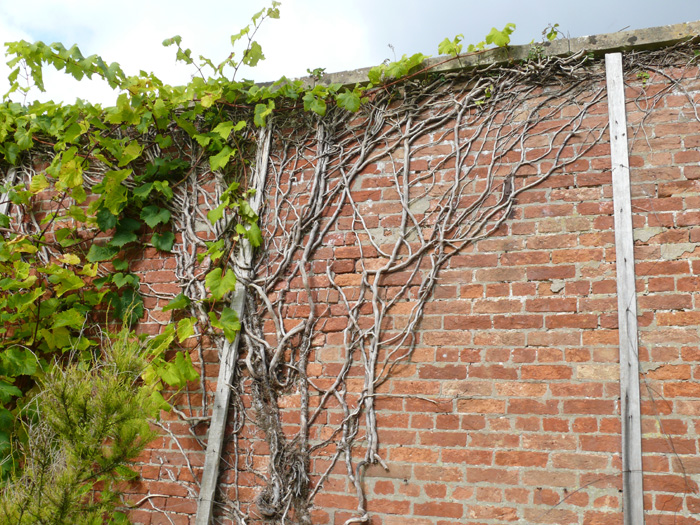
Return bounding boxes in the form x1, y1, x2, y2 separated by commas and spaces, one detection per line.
1, 0, 699, 105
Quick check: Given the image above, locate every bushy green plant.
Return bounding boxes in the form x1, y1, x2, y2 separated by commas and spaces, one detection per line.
0, 329, 157, 524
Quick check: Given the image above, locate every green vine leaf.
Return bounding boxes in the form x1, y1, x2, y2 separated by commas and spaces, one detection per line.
253, 100, 275, 127
108, 288, 144, 325
336, 90, 361, 113
158, 351, 199, 388
39, 327, 71, 350
211, 121, 234, 140
176, 317, 197, 343
113, 259, 129, 271
152, 231, 175, 252
134, 182, 153, 201
163, 293, 191, 312
109, 230, 137, 248
29, 174, 49, 194
116, 141, 143, 167
45, 266, 85, 297
208, 307, 240, 342
302, 92, 326, 116
205, 268, 236, 301
57, 159, 84, 190
140, 206, 171, 228
242, 41, 265, 67
86, 243, 119, 262
209, 146, 236, 171
109, 218, 142, 248
52, 308, 85, 329
198, 239, 226, 263
67, 206, 87, 223
0, 382, 22, 404
485, 23, 517, 48
149, 390, 171, 412
96, 209, 118, 232
1, 143, 20, 165
92, 169, 131, 215
438, 34, 464, 57
112, 273, 139, 290
1, 348, 38, 377
207, 201, 227, 224
246, 222, 263, 248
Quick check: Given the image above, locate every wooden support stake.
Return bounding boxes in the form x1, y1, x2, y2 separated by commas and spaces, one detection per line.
195, 127, 272, 525
0, 169, 17, 217
605, 52, 645, 525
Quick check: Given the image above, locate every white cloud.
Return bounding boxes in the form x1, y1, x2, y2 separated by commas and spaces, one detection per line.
0, 0, 374, 104
1, 0, 698, 105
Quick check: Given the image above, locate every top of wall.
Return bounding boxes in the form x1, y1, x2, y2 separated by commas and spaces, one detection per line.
306, 20, 700, 88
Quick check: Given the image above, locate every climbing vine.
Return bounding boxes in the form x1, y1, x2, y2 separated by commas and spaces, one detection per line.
238, 49, 609, 524
0, 4, 566, 523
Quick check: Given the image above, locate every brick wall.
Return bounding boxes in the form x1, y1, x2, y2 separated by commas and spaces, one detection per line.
124, 49, 700, 525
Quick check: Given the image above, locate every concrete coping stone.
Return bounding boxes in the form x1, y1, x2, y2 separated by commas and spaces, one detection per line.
292, 20, 700, 89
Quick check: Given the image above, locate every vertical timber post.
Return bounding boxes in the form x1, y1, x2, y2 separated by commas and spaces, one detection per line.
195, 127, 272, 525
0, 169, 17, 217
605, 52, 645, 525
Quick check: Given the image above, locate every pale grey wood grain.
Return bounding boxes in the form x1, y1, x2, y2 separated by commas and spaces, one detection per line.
606, 52, 645, 525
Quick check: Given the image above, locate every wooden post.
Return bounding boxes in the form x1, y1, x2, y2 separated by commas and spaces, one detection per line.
0, 169, 17, 217
605, 52, 645, 525
195, 127, 272, 524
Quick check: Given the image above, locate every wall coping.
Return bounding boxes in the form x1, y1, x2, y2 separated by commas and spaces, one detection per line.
301, 20, 700, 88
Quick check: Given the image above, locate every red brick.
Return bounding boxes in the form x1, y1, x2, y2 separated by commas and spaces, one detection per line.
496, 382, 548, 397
523, 507, 579, 524
508, 399, 560, 415
493, 314, 543, 329
527, 265, 576, 281
579, 435, 621, 452
644, 474, 698, 493
418, 365, 467, 380
657, 311, 700, 326
563, 399, 615, 414
468, 365, 518, 380
521, 469, 577, 487
414, 501, 463, 518
583, 511, 623, 525
466, 504, 519, 521
467, 467, 519, 485
500, 252, 550, 265
551, 453, 609, 470
456, 399, 506, 414
521, 433, 577, 451
546, 314, 598, 329
472, 299, 523, 313
413, 465, 463, 482
444, 315, 491, 330
442, 449, 492, 465
525, 297, 578, 312
521, 365, 573, 380
420, 432, 467, 447
494, 451, 548, 467
365, 498, 411, 514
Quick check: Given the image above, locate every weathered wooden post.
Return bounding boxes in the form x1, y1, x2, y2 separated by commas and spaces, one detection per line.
605, 52, 645, 525
196, 127, 271, 525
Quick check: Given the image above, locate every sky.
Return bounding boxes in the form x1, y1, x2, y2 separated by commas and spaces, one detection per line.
1, 0, 700, 106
